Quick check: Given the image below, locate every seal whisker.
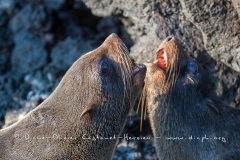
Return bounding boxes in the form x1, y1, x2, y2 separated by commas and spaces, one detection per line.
164, 63, 175, 107
143, 86, 147, 120
168, 55, 180, 101
118, 46, 133, 99
115, 46, 132, 112
136, 86, 144, 113
117, 45, 146, 132
140, 85, 148, 131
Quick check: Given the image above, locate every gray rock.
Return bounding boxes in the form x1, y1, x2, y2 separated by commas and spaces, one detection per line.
0, 23, 13, 75
0, 11, 8, 26
95, 16, 134, 48
96, 16, 120, 37
0, 27, 13, 48
177, 0, 240, 72
0, 74, 22, 128
43, 0, 65, 10
0, 12, 15, 75
82, 0, 156, 43
10, 4, 51, 33
114, 140, 140, 160
0, 51, 10, 74
0, 0, 15, 11
50, 37, 95, 71
11, 31, 47, 77
215, 62, 240, 108
232, 0, 240, 17
130, 30, 160, 63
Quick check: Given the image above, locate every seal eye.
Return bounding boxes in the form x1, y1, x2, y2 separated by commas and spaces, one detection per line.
187, 61, 198, 75
101, 60, 110, 75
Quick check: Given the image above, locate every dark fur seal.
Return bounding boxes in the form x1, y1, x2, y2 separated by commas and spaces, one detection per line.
144, 36, 240, 160
0, 33, 146, 160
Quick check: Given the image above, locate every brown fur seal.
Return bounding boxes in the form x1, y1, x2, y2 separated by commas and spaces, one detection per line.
143, 36, 240, 160
0, 33, 146, 160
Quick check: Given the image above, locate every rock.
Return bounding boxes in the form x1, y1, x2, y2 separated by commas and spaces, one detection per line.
64, 21, 85, 38
0, 75, 22, 128
11, 31, 47, 77
130, 31, 160, 63
0, 11, 8, 26
0, 91, 12, 122
43, 0, 65, 11
114, 136, 157, 160
50, 37, 95, 71
177, 0, 240, 72
10, 4, 51, 33
0, 0, 15, 11
24, 71, 49, 92
3, 109, 26, 128
0, 51, 10, 75
232, 0, 240, 17
95, 16, 134, 48
0, 12, 13, 75
81, 0, 156, 44
0, 27, 13, 49
215, 62, 240, 108
96, 16, 121, 37
114, 140, 140, 160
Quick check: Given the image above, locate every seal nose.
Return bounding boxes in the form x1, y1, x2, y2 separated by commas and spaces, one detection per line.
102, 33, 129, 55
103, 33, 122, 46
109, 33, 119, 39
106, 33, 120, 42
166, 35, 173, 42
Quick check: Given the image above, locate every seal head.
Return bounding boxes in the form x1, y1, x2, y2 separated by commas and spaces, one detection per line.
0, 33, 146, 160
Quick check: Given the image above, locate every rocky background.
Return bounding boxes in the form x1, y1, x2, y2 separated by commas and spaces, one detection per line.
0, 0, 239, 159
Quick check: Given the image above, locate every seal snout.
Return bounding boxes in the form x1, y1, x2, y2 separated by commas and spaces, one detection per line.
103, 33, 129, 55
132, 64, 146, 75
104, 33, 122, 45
108, 33, 119, 39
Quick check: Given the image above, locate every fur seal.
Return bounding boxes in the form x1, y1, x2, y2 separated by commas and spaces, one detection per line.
0, 33, 146, 160
143, 36, 240, 160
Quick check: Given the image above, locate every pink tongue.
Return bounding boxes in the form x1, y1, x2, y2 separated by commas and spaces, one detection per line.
132, 67, 139, 74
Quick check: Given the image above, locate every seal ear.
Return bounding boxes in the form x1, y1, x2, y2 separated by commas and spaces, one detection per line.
80, 103, 99, 122
206, 99, 219, 113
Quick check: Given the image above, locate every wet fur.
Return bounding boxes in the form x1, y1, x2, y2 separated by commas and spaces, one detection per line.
144, 37, 240, 160
0, 34, 146, 160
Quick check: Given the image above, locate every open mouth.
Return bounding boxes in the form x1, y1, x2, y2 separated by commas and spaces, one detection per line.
132, 64, 146, 75
154, 49, 168, 70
